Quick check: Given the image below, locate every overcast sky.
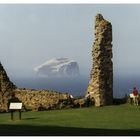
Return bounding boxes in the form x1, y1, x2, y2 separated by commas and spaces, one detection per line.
0, 4, 140, 79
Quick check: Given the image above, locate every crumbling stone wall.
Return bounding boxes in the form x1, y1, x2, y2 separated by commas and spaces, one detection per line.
87, 14, 113, 106
0, 62, 16, 112
0, 62, 70, 112
15, 88, 69, 110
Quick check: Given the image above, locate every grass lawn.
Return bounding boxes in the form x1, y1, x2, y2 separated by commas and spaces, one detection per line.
0, 104, 140, 136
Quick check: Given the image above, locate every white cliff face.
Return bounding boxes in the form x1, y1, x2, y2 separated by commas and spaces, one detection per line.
34, 58, 80, 77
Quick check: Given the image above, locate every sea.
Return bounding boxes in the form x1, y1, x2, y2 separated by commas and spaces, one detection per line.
11, 75, 140, 98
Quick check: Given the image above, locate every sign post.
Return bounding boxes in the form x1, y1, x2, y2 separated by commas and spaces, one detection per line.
11, 111, 14, 120
9, 103, 22, 120
19, 110, 21, 120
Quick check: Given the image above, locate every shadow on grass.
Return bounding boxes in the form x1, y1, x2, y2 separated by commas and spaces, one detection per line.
0, 124, 140, 136
22, 117, 39, 120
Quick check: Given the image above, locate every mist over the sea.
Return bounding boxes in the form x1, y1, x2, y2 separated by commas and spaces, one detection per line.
11, 75, 140, 98
12, 76, 89, 97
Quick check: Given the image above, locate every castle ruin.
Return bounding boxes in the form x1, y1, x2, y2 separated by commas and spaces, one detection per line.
0, 14, 113, 111
87, 14, 113, 106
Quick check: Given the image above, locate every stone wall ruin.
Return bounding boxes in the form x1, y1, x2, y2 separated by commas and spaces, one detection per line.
0, 62, 71, 112
87, 14, 113, 106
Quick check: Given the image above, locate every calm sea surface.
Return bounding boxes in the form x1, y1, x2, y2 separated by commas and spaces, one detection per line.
12, 75, 140, 98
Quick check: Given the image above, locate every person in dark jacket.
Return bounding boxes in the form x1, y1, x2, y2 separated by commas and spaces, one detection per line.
85, 92, 91, 107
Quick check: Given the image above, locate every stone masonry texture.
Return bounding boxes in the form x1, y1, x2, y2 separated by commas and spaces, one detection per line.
0, 62, 70, 112
0, 62, 16, 111
87, 14, 113, 106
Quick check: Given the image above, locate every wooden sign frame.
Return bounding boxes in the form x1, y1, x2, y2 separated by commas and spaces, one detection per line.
9, 102, 22, 120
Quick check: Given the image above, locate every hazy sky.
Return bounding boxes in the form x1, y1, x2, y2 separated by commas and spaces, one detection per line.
0, 4, 140, 79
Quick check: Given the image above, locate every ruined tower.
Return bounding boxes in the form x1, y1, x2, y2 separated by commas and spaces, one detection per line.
0, 62, 16, 111
87, 14, 113, 106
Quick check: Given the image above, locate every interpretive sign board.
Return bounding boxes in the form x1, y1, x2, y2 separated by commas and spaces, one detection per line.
9, 103, 22, 120
9, 103, 22, 110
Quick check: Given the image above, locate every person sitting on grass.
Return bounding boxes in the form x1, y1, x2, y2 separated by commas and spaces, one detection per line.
133, 87, 139, 106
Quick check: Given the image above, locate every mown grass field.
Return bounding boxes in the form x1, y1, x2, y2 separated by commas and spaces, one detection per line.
0, 104, 140, 136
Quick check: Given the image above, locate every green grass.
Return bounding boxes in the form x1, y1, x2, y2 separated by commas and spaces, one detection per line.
0, 104, 140, 136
